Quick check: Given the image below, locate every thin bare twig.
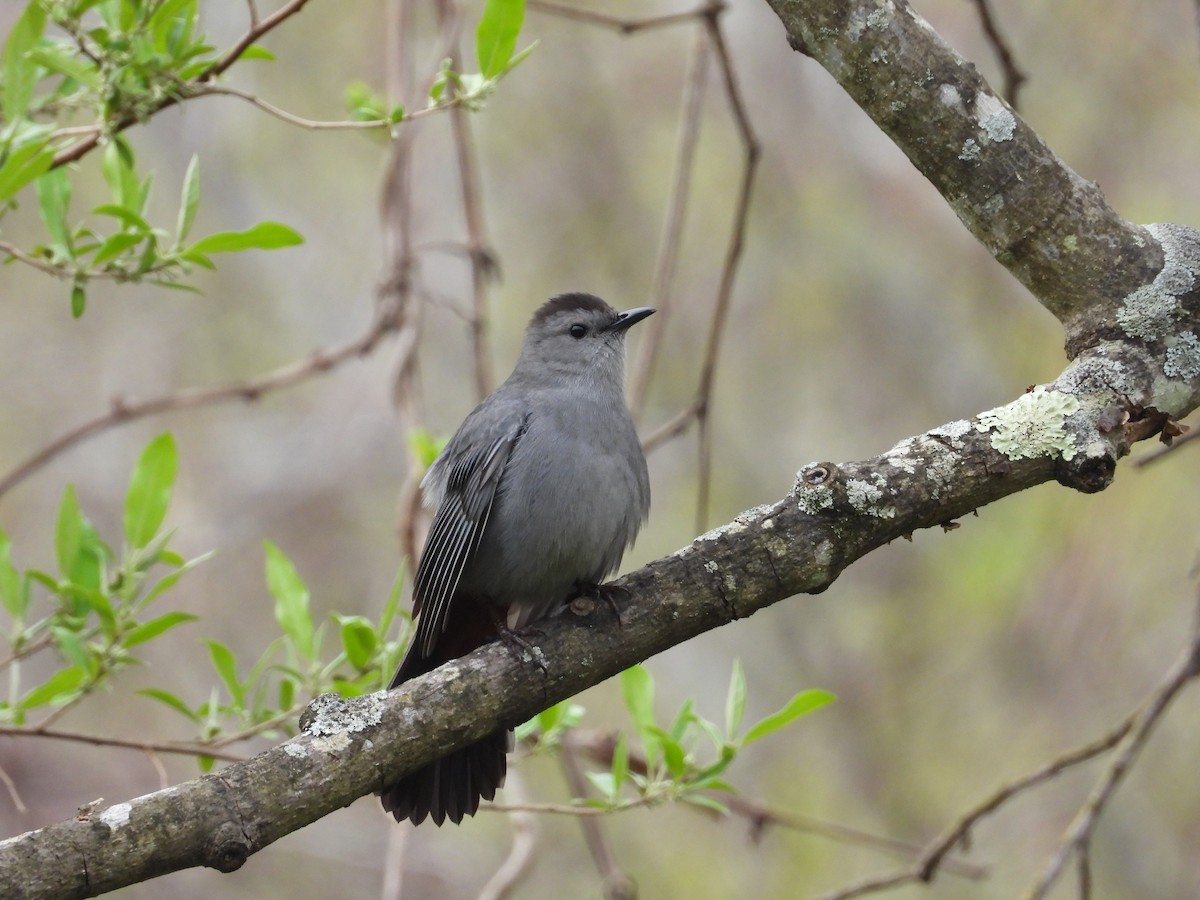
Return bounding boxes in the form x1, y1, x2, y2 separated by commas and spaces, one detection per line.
692, 1, 760, 530
437, 0, 496, 401
0, 761, 29, 813
561, 740, 637, 899
820, 870, 921, 900
967, 0, 1027, 109
0, 311, 400, 500
916, 718, 1131, 882
0, 725, 245, 763
1024, 618, 1200, 898
479, 769, 540, 900
628, 25, 710, 420
722, 794, 986, 881
190, 84, 401, 130
145, 749, 170, 791
0, 239, 77, 277
528, 0, 721, 35
1133, 421, 1200, 466
820, 594, 1200, 900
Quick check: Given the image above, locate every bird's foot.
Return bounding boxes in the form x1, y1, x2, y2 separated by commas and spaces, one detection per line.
570, 580, 630, 627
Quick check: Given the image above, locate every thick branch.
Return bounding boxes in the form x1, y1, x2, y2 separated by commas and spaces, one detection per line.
763, 0, 1161, 346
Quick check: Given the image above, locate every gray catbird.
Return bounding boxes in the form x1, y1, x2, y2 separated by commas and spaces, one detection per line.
380, 292, 653, 826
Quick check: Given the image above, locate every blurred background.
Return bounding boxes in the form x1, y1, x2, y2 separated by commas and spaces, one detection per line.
2, 0, 1200, 897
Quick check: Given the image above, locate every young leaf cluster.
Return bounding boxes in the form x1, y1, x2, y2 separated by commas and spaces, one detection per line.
143, 546, 410, 764
0, 1, 301, 313
0, 432, 208, 725
518, 661, 835, 815
428, 0, 535, 113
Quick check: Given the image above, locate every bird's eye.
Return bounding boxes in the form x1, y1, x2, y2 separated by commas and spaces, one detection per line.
569, 323, 587, 339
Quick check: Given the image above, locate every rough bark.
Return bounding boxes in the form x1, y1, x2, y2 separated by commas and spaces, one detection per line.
4, 0, 1200, 896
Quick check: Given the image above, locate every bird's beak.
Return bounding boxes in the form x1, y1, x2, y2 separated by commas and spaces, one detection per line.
608, 307, 656, 332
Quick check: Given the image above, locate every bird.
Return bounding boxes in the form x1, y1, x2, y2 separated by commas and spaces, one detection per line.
380, 292, 653, 826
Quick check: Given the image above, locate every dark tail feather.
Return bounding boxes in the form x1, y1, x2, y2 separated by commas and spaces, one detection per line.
379, 600, 509, 826
380, 728, 511, 826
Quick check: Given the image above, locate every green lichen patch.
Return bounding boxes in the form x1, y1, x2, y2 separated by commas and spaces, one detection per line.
976, 387, 1080, 461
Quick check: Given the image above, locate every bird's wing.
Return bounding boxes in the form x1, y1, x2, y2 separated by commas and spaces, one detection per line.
409, 410, 529, 660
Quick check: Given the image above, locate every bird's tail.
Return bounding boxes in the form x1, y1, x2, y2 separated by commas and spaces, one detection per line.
379, 727, 511, 826
379, 609, 510, 826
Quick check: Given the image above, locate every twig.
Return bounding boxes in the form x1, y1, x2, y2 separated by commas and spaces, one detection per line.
1133, 420, 1200, 466
722, 794, 986, 881
0, 633, 55, 671
528, 0, 721, 34
561, 740, 637, 899
692, 1, 760, 530
1023, 616, 1200, 898
967, 0, 1027, 109
0, 311, 399, 500
0, 725, 245, 762
479, 769, 540, 900
0, 761, 29, 813
0, 239, 74, 277
916, 718, 1131, 881
145, 749, 169, 792
628, 24, 710, 420
189, 84, 401, 130
438, 0, 496, 401
820, 870, 920, 900
641, 398, 703, 454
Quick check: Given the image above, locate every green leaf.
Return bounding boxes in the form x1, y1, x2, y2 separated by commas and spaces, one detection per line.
237, 44, 276, 61
139, 549, 215, 608
124, 433, 177, 549
264, 541, 314, 660
476, 0, 525, 80
175, 155, 200, 242
725, 659, 746, 740
19, 666, 86, 710
188, 221, 303, 255
651, 725, 686, 779
70, 282, 86, 318
682, 794, 730, 815
2, 1, 47, 121
123, 611, 197, 648
36, 168, 72, 250
742, 689, 836, 746
376, 563, 407, 643
277, 676, 295, 711
611, 731, 628, 793
55, 485, 84, 578
336, 614, 376, 670
621, 664, 660, 766
0, 530, 24, 619
585, 771, 616, 801
139, 687, 199, 722
101, 137, 139, 212
206, 639, 244, 705
91, 232, 143, 267
0, 140, 55, 203
27, 44, 102, 89
92, 203, 152, 233
406, 427, 447, 470
50, 625, 90, 672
